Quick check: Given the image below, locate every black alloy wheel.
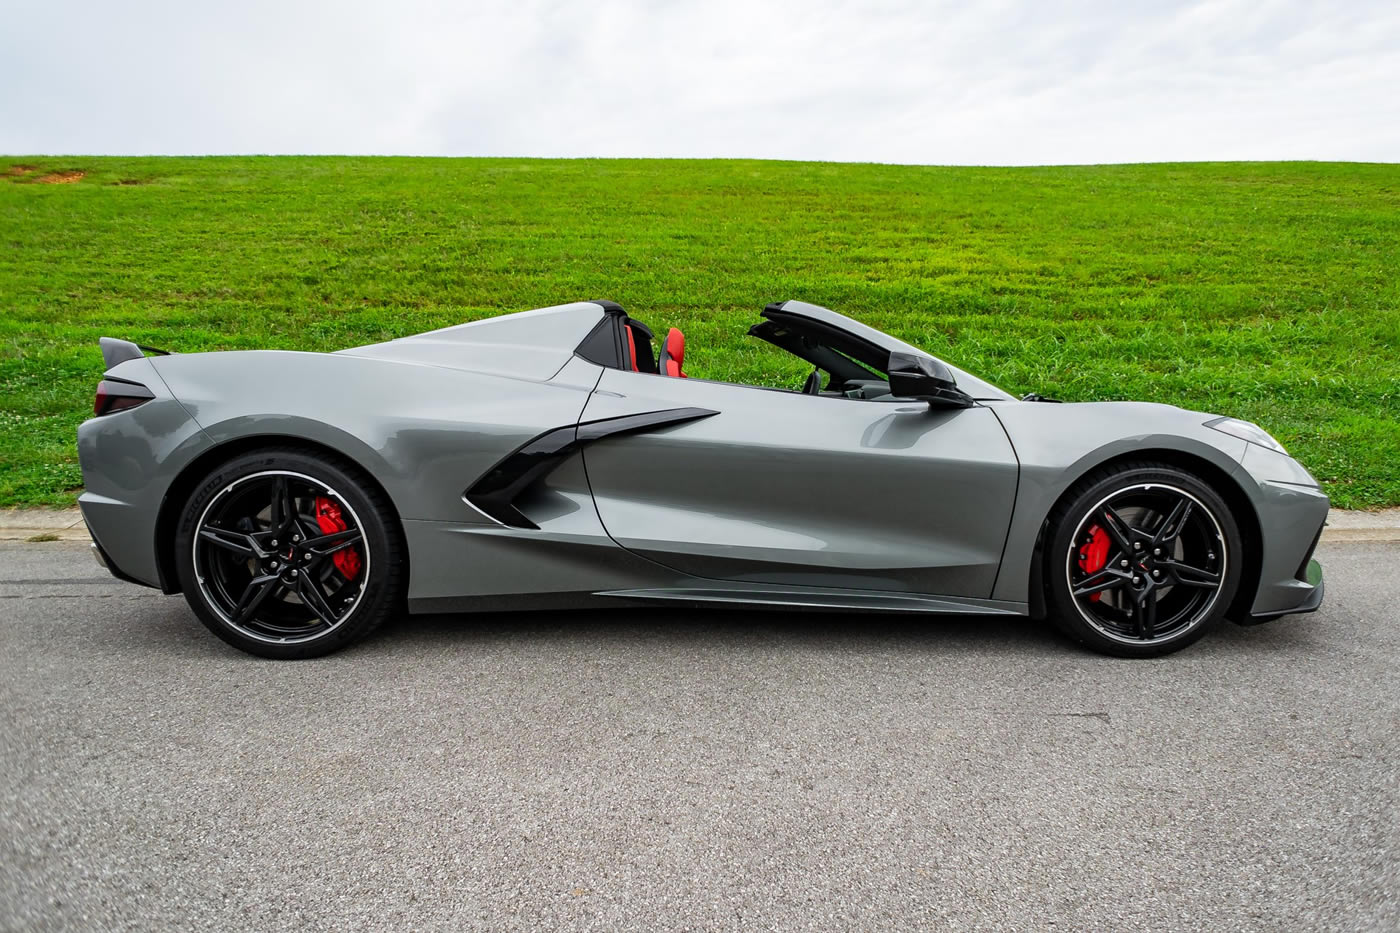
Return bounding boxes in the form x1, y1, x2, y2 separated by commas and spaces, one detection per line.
1045, 463, 1243, 657
175, 448, 403, 659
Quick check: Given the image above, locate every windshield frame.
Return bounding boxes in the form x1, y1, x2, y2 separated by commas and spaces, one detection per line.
753, 301, 1015, 402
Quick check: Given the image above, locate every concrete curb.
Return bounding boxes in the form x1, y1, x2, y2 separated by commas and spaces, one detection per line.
1, 509, 90, 541
1312, 508, 1400, 542
4, 507, 1399, 543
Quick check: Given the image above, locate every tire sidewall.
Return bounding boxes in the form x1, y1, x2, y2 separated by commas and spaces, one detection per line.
1045, 466, 1243, 658
174, 449, 396, 659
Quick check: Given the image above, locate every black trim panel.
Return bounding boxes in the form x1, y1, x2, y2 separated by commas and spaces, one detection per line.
575, 317, 624, 369
1241, 578, 1325, 624
464, 407, 719, 528
575, 301, 630, 368
1239, 559, 1324, 625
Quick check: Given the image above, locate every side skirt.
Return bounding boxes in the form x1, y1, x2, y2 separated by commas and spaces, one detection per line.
593, 586, 1026, 616
407, 587, 1028, 616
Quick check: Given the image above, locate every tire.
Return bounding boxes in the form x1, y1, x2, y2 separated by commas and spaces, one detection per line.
174, 447, 404, 659
1043, 462, 1243, 658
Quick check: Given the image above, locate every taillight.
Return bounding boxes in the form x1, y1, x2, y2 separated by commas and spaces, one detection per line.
94, 378, 155, 416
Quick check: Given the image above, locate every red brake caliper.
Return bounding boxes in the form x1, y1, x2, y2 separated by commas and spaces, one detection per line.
1077, 525, 1110, 602
314, 496, 362, 580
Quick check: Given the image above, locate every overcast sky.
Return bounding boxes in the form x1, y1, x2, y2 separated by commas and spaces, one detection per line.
3, 0, 1397, 164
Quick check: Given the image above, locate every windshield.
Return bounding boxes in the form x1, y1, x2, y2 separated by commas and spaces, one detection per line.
756, 301, 1016, 402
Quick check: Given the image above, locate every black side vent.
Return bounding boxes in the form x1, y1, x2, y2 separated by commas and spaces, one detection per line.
464, 408, 718, 528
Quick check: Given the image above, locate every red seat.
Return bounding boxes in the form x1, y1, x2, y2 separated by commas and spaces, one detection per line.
659, 328, 687, 377
626, 326, 639, 372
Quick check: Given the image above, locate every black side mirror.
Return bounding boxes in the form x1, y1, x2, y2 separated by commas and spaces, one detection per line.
887, 351, 975, 409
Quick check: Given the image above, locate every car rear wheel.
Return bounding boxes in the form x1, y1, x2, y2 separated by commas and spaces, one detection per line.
174, 448, 404, 659
1044, 462, 1243, 658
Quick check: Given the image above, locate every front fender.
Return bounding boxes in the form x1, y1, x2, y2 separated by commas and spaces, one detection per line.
987, 401, 1248, 604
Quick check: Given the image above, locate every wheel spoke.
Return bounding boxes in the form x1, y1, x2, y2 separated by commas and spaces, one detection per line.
232, 573, 281, 623
1165, 560, 1220, 588
1100, 505, 1137, 554
1073, 568, 1130, 598
270, 476, 294, 532
295, 513, 323, 543
305, 527, 363, 557
1154, 498, 1193, 545
296, 574, 340, 626
1135, 588, 1157, 638
199, 526, 260, 558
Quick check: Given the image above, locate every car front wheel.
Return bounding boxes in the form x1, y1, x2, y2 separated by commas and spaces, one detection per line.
1044, 462, 1243, 658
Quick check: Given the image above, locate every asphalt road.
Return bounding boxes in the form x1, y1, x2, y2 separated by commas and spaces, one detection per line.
1, 540, 1396, 932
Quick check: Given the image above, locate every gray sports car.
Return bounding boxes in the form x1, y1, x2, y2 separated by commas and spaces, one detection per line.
78, 300, 1327, 659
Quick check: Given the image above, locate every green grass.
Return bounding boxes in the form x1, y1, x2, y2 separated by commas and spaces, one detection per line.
1, 157, 1397, 509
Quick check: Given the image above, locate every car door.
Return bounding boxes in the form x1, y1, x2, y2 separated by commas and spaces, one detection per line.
578, 369, 1019, 598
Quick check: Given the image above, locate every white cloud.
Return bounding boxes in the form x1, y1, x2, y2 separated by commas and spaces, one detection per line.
2, 0, 1397, 163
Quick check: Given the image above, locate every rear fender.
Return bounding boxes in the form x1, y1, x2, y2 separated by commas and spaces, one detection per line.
150, 350, 602, 523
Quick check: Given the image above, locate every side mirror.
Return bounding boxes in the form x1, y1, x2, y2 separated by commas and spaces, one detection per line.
887, 352, 975, 409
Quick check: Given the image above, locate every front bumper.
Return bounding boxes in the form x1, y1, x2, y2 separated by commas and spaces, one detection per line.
1241, 558, 1324, 625
1235, 445, 1329, 621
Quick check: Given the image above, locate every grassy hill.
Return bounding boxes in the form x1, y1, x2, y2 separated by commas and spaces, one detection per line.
1, 157, 1397, 509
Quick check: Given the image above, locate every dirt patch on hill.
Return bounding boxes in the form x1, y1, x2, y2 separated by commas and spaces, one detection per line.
5, 165, 37, 176
33, 170, 86, 184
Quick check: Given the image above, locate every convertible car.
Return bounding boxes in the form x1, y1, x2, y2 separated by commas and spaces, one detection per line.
78, 299, 1327, 659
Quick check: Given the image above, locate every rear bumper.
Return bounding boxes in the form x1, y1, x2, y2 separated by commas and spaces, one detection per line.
1241, 558, 1324, 625
87, 533, 157, 589
79, 492, 164, 588
76, 365, 211, 592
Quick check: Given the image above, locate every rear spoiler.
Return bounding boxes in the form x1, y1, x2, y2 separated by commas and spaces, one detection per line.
99, 337, 170, 370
